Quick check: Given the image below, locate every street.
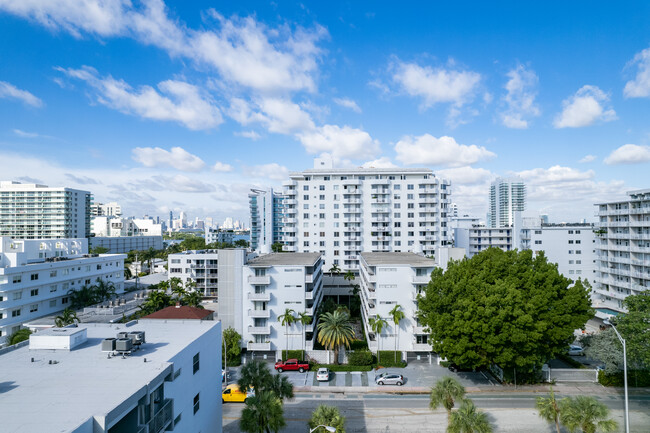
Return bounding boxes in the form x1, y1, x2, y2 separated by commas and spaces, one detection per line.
222, 392, 650, 432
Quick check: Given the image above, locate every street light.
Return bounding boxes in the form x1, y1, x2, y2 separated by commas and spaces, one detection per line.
604, 319, 629, 433
309, 426, 336, 433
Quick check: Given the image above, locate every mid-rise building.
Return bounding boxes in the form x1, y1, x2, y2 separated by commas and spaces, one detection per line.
241, 252, 323, 353
0, 320, 221, 433
249, 188, 285, 252
467, 226, 514, 256
91, 216, 163, 237
488, 177, 526, 228
89, 235, 163, 254
358, 252, 436, 355
90, 201, 122, 217
0, 181, 92, 239
594, 189, 650, 314
168, 250, 220, 298
281, 160, 452, 271
0, 237, 125, 343
205, 228, 250, 246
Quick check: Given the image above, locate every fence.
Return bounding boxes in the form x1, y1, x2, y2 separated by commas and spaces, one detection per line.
544, 368, 599, 383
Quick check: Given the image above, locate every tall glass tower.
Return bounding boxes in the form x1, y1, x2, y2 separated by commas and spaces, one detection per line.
488, 177, 526, 228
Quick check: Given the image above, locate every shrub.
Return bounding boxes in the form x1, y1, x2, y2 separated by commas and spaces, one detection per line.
8, 328, 32, 345
313, 364, 373, 372
598, 370, 650, 387
348, 350, 373, 366
281, 350, 305, 361
376, 351, 407, 368
349, 339, 368, 351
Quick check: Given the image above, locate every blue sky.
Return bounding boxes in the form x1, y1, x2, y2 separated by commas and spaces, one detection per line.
1, 1, 649, 224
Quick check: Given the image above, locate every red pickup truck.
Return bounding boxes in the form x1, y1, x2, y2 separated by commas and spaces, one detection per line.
274, 359, 309, 373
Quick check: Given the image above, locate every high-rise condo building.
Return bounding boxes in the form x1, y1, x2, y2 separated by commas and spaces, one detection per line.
594, 189, 650, 314
0, 181, 92, 239
280, 159, 452, 270
488, 177, 526, 228
249, 188, 285, 252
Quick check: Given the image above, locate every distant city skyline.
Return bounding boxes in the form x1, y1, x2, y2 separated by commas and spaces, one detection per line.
1, 2, 649, 223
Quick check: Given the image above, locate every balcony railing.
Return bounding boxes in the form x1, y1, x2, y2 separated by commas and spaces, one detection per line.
145, 399, 173, 433
248, 309, 271, 318
412, 343, 432, 352
247, 342, 271, 351
248, 275, 270, 285
248, 292, 271, 301
248, 326, 271, 335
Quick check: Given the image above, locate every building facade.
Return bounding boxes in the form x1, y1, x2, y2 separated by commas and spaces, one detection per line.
90, 201, 122, 217
0, 181, 92, 239
91, 216, 163, 237
281, 162, 452, 271
168, 250, 220, 298
358, 252, 436, 354
205, 228, 250, 246
0, 320, 221, 433
89, 235, 163, 254
594, 189, 650, 314
249, 188, 285, 252
0, 237, 125, 343
488, 177, 526, 228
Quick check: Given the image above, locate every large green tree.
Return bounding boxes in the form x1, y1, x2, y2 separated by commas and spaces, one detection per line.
317, 310, 355, 365
616, 291, 650, 369
223, 326, 242, 366
417, 248, 593, 373
583, 329, 623, 375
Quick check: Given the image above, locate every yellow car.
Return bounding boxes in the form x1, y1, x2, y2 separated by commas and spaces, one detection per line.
222, 384, 254, 403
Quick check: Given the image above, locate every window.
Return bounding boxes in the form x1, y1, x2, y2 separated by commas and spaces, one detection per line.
407, 184, 414, 190
568, 240, 574, 244
12, 275, 21, 284
49, 300, 57, 308
576, 250, 582, 254
13, 291, 22, 300
193, 393, 200, 414
30, 304, 38, 313
30, 289, 39, 297
303, 185, 309, 190
303, 195, 309, 200
50, 285, 57, 292
12, 309, 21, 317
319, 185, 325, 190
30, 273, 38, 281
50, 270, 57, 278
193, 353, 200, 374
62, 297, 69, 304
319, 195, 325, 200
535, 230, 542, 235
534, 240, 542, 245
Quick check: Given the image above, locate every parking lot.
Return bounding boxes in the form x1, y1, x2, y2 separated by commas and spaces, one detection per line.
224, 359, 497, 391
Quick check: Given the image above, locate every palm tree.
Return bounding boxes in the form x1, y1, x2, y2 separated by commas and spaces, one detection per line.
429, 376, 466, 423
389, 304, 405, 362
448, 399, 492, 433
138, 289, 173, 315
124, 267, 133, 280
240, 391, 286, 433
368, 315, 387, 363
317, 310, 355, 365
54, 308, 79, 327
183, 290, 203, 308
329, 263, 341, 275
559, 396, 618, 433
298, 311, 311, 357
343, 270, 355, 283
68, 284, 99, 309
267, 374, 295, 402
278, 308, 296, 360
238, 359, 273, 394
169, 277, 185, 299
309, 404, 346, 433
92, 278, 117, 302
536, 386, 562, 433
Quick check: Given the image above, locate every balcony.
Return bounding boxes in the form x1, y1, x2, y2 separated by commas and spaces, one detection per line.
346, 188, 361, 195
413, 325, 428, 334
248, 326, 271, 335
342, 179, 361, 186
282, 236, 297, 243
344, 198, 361, 204
374, 207, 390, 214
412, 275, 430, 284
305, 290, 314, 300
284, 199, 297, 205
247, 342, 271, 351
248, 292, 271, 301
282, 245, 298, 252
248, 309, 271, 318
412, 342, 432, 352
144, 399, 173, 433
371, 198, 390, 204
282, 217, 297, 224
248, 275, 270, 285
305, 306, 314, 315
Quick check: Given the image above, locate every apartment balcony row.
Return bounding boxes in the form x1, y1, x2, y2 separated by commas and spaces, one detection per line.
248, 309, 271, 318
342, 179, 361, 186
248, 292, 271, 301
412, 275, 431, 284
247, 342, 271, 351
248, 275, 270, 285
248, 325, 271, 335
282, 236, 297, 242
630, 258, 650, 267
284, 189, 297, 196
282, 217, 297, 224
597, 209, 632, 216
412, 342, 433, 352
345, 188, 361, 195
344, 198, 362, 204
630, 233, 650, 240
629, 220, 650, 227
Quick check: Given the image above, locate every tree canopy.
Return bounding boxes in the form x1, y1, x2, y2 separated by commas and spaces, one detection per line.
616, 291, 650, 369
417, 248, 593, 372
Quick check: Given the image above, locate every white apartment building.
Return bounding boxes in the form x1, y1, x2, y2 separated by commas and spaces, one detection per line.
90, 201, 122, 217
168, 250, 220, 298
0, 181, 92, 239
594, 189, 650, 314
89, 235, 163, 254
281, 160, 452, 271
466, 226, 514, 256
488, 177, 526, 228
0, 320, 221, 433
358, 252, 436, 354
241, 252, 323, 353
249, 188, 284, 252
0, 237, 125, 344
205, 227, 250, 246
92, 216, 163, 237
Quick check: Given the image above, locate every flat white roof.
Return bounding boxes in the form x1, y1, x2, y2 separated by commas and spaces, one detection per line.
0, 320, 219, 433
360, 252, 436, 267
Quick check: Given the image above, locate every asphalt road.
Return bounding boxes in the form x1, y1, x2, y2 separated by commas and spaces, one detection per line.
222, 393, 650, 433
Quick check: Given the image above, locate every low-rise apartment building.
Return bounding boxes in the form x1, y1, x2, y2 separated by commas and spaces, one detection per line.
168, 250, 220, 298
0, 237, 125, 343
0, 320, 221, 433
358, 252, 436, 355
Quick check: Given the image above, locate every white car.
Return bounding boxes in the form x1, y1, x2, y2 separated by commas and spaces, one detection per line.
316, 368, 331, 382
568, 345, 585, 356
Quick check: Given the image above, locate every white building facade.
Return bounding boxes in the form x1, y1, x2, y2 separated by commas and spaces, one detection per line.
0, 181, 92, 239
0, 237, 125, 343
241, 253, 323, 353
281, 162, 452, 271
91, 216, 163, 237
249, 188, 285, 252
594, 189, 650, 314
488, 177, 526, 228
168, 250, 220, 298
358, 252, 436, 354
90, 201, 122, 217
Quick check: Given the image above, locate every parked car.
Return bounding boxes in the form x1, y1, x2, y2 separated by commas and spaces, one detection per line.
316, 368, 331, 382
274, 358, 310, 373
222, 369, 231, 383
222, 384, 254, 403
568, 345, 585, 356
447, 363, 474, 373
375, 373, 404, 386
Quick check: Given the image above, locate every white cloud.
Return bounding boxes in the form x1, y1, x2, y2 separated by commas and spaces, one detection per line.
0, 81, 43, 107
58, 66, 223, 130
604, 144, 650, 165
553, 85, 616, 128
152, 174, 215, 193
391, 60, 481, 108
234, 130, 261, 140
394, 134, 496, 167
436, 166, 493, 185
500, 65, 540, 129
518, 165, 595, 184
578, 155, 597, 163
243, 163, 289, 180
298, 124, 380, 160
13, 129, 44, 138
212, 161, 234, 172
65, 173, 101, 185
132, 146, 206, 172
361, 157, 396, 168
333, 97, 361, 113
257, 97, 315, 134
623, 47, 650, 98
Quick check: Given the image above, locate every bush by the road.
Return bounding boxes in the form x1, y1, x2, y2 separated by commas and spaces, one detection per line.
312, 363, 374, 372
376, 351, 407, 368
348, 350, 373, 366
598, 370, 650, 387
280, 350, 305, 361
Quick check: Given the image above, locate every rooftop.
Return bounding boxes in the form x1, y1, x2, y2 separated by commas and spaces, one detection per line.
246, 252, 321, 267
360, 252, 436, 267
142, 305, 213, 320
291, 167, 434, 175
0, 320, 219, 433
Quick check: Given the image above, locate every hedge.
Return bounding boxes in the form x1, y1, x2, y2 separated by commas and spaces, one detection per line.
280, 350, 305, 361
349, 339, 369, 351
312, 363, 374, 372
598, 370, 650, 387
348, 350, 373, 366
376, 351, 407, 368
